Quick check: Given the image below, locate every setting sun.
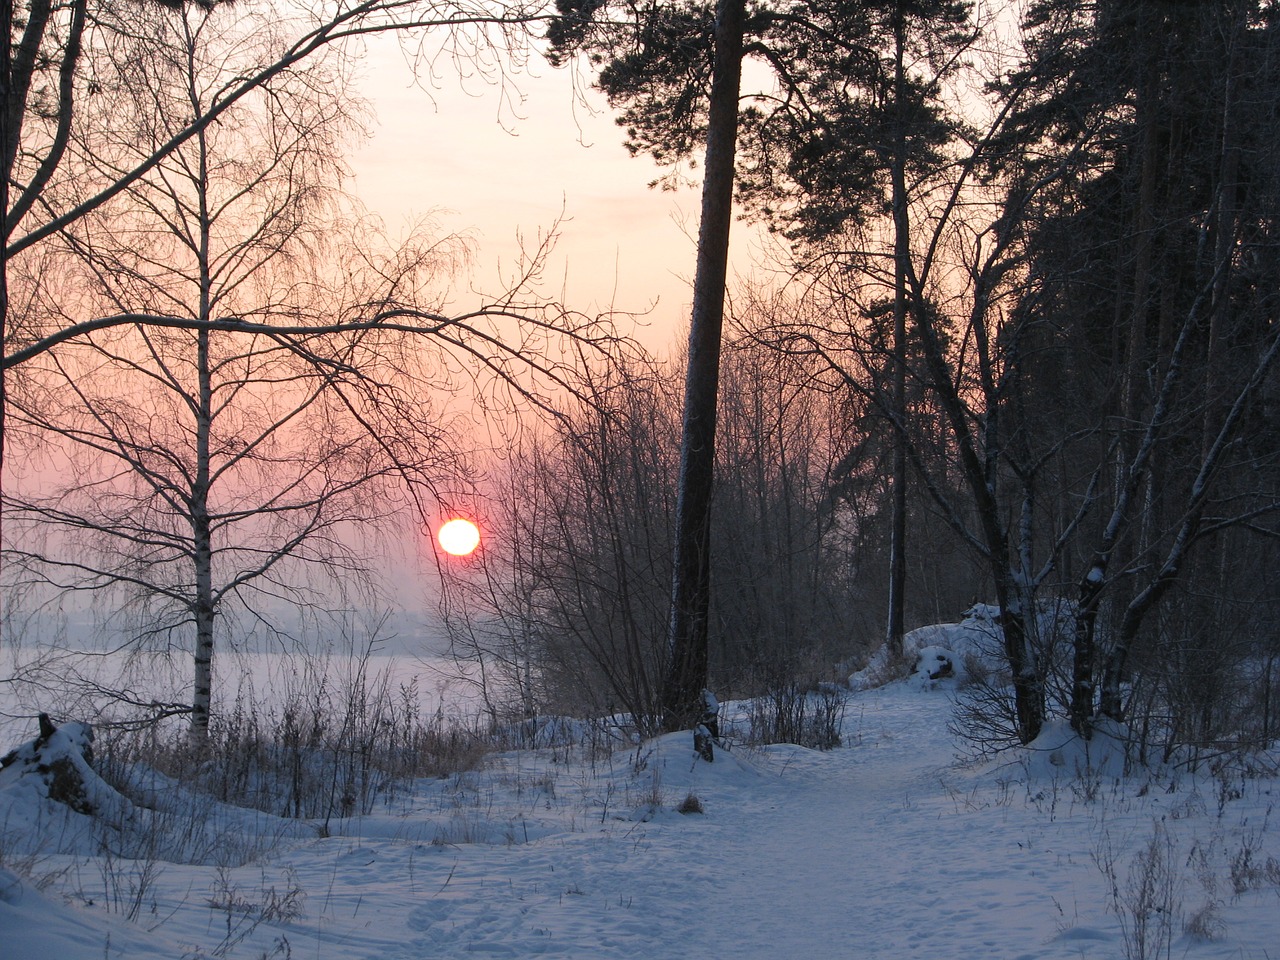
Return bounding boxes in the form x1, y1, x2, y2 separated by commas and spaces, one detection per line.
437, 517, 481, 557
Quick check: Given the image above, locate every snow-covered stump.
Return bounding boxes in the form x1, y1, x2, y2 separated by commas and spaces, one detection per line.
0, 714, 99, 815
694, 689, 720, 762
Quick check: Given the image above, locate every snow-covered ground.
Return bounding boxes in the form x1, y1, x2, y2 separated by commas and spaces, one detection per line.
3, 630, 1280, 959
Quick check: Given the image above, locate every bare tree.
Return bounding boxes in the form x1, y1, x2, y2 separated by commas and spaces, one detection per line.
441, 354, 678, 733
714, 302, 869, 685
3, 1, 621, 735
440, 309, 868, 734
0, 0, 551, 616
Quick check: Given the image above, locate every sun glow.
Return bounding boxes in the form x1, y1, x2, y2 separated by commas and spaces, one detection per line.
437, 518, 481, 557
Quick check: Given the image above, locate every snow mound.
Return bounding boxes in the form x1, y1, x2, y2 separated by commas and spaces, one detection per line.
850, 604, 1005, 690
0, 715, 132, 824
0, 715, 310, 864
0, 862, 185, 960
1022, 718, 1131, 781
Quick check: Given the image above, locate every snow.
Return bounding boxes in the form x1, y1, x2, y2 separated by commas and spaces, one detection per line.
4, 640, 1280, 958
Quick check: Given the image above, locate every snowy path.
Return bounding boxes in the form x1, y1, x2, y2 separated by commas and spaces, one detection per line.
587, 690, 1070, 960
10, 680, 1280, 959
636, 697, 951, 958
273, 687, 1110, 960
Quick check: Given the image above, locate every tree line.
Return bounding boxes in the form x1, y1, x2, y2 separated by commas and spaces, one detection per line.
458, 0, 1280, 759
4, 0, 1280, 764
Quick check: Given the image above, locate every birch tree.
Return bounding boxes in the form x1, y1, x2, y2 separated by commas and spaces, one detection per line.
0, 0, 549, 627
4, 0, 616, 736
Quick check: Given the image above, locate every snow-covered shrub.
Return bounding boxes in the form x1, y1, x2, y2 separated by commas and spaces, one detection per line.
916, 602, 1081, 753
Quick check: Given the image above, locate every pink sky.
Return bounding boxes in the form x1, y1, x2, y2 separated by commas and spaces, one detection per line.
349, 42, 717, 357
346, 39, 778, 588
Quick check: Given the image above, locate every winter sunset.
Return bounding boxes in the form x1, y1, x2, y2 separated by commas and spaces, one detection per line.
3, 2, 1280, 958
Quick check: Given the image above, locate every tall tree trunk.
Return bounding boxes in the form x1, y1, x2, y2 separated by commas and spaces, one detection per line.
886, 11, 910, 660
662, 0, 744, 733
1069, 562, 1106, 735
190, 326, 215, 739
999, 595, 1043, 744
190, 125, 216, 740
0, 0, 12, 646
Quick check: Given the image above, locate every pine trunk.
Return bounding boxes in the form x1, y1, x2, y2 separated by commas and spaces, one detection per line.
662, 0, 744, 733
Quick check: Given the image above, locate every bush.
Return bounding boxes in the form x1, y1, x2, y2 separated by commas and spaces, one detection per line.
93, 660, 489, 825
745, 682, 844, 750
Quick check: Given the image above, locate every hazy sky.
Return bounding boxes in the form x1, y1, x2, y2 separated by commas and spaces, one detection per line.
348, 39, 728, 357
343, 37, 781, 598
